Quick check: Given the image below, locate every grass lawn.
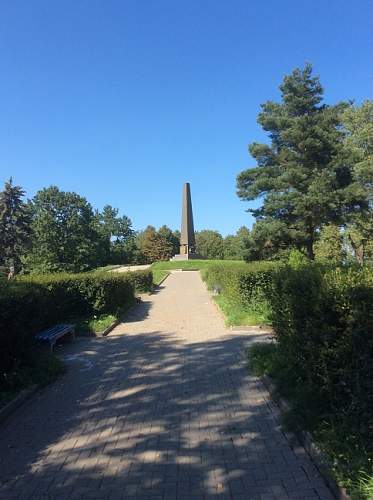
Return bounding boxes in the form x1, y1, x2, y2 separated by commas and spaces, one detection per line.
248, 343, 373, 500
214, 294, 271, 326
76, 314, 119, 336
152, 269, 170, 286
151, 259, 245, 271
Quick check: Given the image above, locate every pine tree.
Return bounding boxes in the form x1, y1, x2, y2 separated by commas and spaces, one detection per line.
237, 65, 365, 259
0, 178, 31, 273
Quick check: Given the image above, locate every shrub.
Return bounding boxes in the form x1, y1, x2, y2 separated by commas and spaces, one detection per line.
123, 269, 153, 293
271, 264, 373, 440
203, 261, 279, 305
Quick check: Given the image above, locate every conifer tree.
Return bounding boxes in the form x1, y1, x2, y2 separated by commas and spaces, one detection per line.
237, 65, 365, 259
0, 178, 31, 273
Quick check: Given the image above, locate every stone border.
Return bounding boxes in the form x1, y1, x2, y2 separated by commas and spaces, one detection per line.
101, 318, 121, 337
0, 385, 38, 426
262, 375, 350, 500
154, 272, 170, 287
231, 324, 274, 334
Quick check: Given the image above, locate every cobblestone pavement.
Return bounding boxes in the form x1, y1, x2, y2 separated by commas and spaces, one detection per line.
0, 272, 334, 500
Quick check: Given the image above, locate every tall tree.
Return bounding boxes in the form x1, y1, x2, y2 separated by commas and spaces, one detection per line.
26, 186, 100, 273
342, 100, 373, 264
137, 225, 174, 263
158, 225, 180, 256
237, 64, 365, 259
0, 179, 31, 273
314, 224, 345, 264
223, 226, 250, 260
195, 230, 224, 259
97, 205, 134, 264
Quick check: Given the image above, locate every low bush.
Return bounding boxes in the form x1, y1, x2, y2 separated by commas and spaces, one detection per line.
203, 261, 279, 304
202, 261, 279, 325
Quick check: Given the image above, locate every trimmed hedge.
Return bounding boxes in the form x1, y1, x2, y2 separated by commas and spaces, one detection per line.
0, 269, 153, 390
204, 261, 373, 440
203, 261, 279, 305
271, 264, 373, 436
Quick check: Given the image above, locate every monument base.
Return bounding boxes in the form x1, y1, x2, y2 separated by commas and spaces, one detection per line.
170, 254, 202, 261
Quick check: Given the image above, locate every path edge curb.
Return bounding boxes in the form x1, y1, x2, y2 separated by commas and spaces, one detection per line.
261, 374, 350, 500
154, 272, 170, 288
0, 385, 38, 426
101, 318, 121, 337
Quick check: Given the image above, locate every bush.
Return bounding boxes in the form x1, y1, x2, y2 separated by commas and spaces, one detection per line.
269, 264, 373, 495
122, 269, 153, 293
271, 265, 373, 431
0, 270, 152, 392
203, 261, 279, 305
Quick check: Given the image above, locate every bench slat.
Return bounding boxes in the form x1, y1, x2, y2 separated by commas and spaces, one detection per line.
35, 323, 75, 344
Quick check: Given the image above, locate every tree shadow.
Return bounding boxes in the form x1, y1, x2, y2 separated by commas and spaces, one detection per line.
0, 329, 330, 499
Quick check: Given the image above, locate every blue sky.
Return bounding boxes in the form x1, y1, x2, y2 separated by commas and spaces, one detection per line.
0, 0, 372, 235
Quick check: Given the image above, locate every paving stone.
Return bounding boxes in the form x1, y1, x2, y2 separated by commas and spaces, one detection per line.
0, 272, 333, 499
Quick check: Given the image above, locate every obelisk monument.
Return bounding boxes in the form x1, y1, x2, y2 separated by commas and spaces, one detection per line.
171, 183, 198, 260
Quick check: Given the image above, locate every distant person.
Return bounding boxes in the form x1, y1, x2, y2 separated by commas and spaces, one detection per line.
7, 265, 15, 280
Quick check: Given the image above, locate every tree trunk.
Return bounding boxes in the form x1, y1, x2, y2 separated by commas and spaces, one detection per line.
348, 234, 365, 266
305, 232, 315, 260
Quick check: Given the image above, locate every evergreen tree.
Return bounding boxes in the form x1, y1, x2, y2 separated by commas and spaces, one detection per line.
0, 178, 31, 273
237, 65, 365, 259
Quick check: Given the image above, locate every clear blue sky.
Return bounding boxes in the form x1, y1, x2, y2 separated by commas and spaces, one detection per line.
1, 1, 372, 235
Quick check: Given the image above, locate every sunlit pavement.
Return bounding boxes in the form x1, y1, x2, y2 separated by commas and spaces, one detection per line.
0, 272, 333, 499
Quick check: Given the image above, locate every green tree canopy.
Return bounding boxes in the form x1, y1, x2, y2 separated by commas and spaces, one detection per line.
314, 224, 345, 264
223, 226, 250, 260
195, 230, 224, 259
237, 64, 366, 259
96, 205, 134, 264
0, 178, 31, 273
26, 186, 100, 273
137, 225, 175, 263
342, 100, 373, 264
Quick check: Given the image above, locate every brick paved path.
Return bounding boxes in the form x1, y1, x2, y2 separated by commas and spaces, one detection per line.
0, 272, 333, 500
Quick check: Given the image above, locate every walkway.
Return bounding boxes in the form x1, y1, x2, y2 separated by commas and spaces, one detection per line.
0, 272, 333, 500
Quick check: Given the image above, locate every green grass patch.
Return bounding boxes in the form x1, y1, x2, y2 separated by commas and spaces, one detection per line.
76, 314, 118, 336
151, 259, 244, 272
214, 294, 271, 326
152, 269, 170, 286
248, 342, 373, 500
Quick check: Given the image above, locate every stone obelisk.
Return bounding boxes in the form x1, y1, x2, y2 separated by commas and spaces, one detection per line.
171, 183, 198, 260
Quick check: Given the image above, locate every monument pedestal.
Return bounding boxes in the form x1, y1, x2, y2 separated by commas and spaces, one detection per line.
170, 253, 201, 261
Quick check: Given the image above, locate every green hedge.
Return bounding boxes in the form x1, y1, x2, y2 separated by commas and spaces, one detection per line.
271, 264, 373, 435
203, 261, 279, 305
0, 269, 153, 390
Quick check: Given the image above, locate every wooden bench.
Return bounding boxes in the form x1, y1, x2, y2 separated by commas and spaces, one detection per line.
35, 323, 75, 352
